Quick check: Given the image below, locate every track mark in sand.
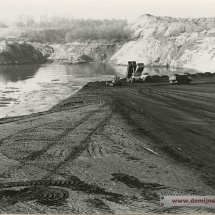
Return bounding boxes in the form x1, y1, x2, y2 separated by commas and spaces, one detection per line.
0, 186, 69, 208
43, 105, 114, 178
0, 104, 102, 144
137, 88, 215, 143
139, 88, 215, 121
0, 174, 137, 210
138, 88, 172, 105
0, 120, 57, 146
110, 100, 161, 155
0, 178, 83, 189
112, 173, 164, 190
106, 94, 161, 155
111, 173, 164, 201
160, 145, 192, 164
85, 198, 114, 213
23, 104, 108, 162
87, 141, 109, 158
154, 88, 215, 105
103, 133, 154, 163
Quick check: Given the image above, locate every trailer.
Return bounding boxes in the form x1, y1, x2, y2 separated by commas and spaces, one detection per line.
169, 74, 192, 84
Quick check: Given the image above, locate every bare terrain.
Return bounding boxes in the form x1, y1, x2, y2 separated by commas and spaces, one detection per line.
0, 76, 215, 213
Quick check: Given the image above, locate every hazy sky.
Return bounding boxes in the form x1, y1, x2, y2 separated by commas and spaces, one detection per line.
0, 0, 215, 24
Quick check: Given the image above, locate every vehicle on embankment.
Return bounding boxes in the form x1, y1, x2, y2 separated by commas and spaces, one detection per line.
130, 63, 152, 83
169, 73, 192, 84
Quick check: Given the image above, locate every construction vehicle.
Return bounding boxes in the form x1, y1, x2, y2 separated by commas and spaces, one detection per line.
141, 72, 152, 81
106, 75, 122, 86
169, 74, 192, 84
130, 63, 151, 83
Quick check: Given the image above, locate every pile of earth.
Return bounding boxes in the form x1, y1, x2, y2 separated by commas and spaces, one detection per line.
110, 14, 215, 73
0, 41, 46, 65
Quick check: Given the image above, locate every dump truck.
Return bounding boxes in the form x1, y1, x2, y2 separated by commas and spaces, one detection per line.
169, 74, 192, 84
131, 63, 150, 83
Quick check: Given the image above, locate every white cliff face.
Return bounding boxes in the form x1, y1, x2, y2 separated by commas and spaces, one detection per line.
110, 14, 215, 72
49, 40, 122, 63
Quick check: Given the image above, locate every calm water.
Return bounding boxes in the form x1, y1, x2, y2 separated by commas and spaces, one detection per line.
0, 63, 197, 118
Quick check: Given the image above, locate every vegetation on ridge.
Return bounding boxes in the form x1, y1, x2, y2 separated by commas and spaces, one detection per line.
12, 16, 131, 43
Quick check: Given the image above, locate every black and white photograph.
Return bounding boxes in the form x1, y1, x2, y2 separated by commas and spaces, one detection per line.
0, 0, 215, 213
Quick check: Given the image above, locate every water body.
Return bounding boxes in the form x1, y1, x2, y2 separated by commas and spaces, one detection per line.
0, 63, 197, 118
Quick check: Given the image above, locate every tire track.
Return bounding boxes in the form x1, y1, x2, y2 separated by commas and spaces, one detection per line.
157, 90, 215, 121
128, 87, 215, 185
152, 88, 215, 111
109, 89, 208, 169
0, 120, 57, 146
0, 104, 108, 179
87, 141, 109, 158
22, 104, 107, 161
154, 88, 215, 102
0, 186, 69, 209
138, 88, 215, 121
0, 104, 100, 145
43, 106, 114, 179
0, 175, 137, 210
85, 198, 114, 213
110, 90, 166, 147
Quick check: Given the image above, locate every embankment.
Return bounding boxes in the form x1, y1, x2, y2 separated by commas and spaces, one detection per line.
0, 39, 123, 65
0, 76, 215, 213
48, 40, 123, 64
0, 40, 46, 64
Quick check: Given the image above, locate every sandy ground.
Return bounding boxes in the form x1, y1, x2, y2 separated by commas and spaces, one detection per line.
0, 76, 215, 213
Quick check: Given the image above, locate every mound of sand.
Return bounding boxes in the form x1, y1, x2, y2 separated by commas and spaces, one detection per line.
111, 14, 215, 73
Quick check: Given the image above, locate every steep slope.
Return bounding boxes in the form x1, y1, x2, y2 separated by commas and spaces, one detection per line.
49, 40, 123, 63
0, 41, 46, 64
111, 14, 215, 72
0, 28, 124, 63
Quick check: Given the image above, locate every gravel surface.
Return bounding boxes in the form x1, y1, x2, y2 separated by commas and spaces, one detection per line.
0, 77, 215, 213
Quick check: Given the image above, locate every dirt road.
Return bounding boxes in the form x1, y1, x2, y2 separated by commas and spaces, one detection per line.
0, 76, 215, 213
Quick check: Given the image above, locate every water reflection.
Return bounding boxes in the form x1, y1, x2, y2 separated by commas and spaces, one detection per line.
0, 62, 198, 118
0, 65, 40, 83
0, 62, 125, 118
64, 62, 117, 78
